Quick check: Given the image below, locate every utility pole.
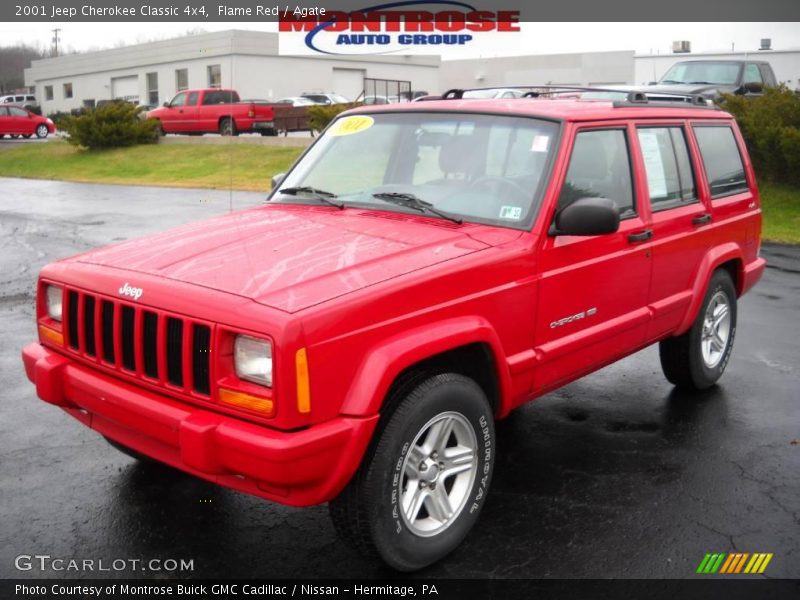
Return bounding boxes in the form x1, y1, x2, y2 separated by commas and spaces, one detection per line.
51, 28, 61, 56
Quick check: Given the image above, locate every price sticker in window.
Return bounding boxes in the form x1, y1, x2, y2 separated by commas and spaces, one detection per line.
328, 115, 374, 136
531, 135, 550, 152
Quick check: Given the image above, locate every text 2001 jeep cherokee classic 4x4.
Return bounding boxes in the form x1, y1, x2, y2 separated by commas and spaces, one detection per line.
23, 87, 765, 571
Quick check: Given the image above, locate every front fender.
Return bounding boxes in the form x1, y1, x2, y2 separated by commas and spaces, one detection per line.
340, 316, 513, 418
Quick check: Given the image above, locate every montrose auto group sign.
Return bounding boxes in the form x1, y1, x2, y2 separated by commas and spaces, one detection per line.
278, 1, 521, 55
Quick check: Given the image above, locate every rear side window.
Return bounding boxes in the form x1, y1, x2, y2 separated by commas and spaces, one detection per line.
558, 129, 635, 218
693, 125, 748, 197
637, 127, 696, 208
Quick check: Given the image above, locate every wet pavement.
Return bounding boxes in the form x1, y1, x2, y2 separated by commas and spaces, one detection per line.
0, 178, 798, 579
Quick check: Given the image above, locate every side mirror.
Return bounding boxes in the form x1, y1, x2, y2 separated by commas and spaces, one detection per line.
553, 197, 620, 236
742, 81, 763, 94
271, 173, 286, 190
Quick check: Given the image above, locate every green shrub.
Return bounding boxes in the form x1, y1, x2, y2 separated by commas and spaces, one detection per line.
62, 101, 160, 149
719, 86, 800, 186
48, 110, 77, 130
307, 102, 363, 132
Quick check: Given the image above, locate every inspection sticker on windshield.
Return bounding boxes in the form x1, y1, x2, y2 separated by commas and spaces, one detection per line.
499, 206, 522, 220
328, 115, 374, 136
531, 135, 550, 152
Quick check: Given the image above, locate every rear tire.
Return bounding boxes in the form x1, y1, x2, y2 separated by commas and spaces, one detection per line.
329, 372, 495, 571
659, 269, 737, 390
219, 118, 237, 136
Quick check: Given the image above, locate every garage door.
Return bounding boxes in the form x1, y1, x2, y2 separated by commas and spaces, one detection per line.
111, 76, 139, 103
332, 69, 365, 102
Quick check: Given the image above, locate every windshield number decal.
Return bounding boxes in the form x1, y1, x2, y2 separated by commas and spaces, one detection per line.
499, 206, 522, 220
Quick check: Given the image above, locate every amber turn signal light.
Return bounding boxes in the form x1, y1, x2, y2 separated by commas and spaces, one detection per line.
38, 324, 64, 346
219, 388, 274, 416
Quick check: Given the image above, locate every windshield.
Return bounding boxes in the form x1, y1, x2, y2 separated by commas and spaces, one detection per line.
271, 111, 559, 229
660, 62, 741, 85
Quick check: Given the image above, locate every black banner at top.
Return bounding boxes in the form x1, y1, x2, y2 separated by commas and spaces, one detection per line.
2, 0, 800, 22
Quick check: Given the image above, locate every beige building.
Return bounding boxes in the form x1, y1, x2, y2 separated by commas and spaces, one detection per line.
24, 30, 441, 113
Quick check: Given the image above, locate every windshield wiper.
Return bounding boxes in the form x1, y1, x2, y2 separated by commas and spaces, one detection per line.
688, 81, 715, 85
278, 186, 345, 209
372, 192, 463, 225
658, 79, 682, 84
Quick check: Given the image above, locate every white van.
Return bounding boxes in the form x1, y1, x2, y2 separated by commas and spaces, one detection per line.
0, 94, 38, 109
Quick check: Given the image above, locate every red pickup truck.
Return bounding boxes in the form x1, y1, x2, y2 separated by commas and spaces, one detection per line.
147, 88, 276, 136
24, 89, 765, 571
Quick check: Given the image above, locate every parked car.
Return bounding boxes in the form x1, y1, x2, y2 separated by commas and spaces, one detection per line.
0, 93, 38, 110
412, 94, 442, 102
645, 59, 778, 100
0, 106, 54, 138
301, 92, 350, 105
146, 88, 276, 136
362, 95, 391, 105
274, 97, 317, 107
400, 90, 430, 101
23, 90, 765, 572
462, 88, 525, 99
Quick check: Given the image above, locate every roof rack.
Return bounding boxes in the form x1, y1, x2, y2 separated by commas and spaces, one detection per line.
440, 85, 718, 109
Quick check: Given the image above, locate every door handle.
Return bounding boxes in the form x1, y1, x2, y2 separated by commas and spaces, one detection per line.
628, 229, 653, 243
692, 213, 712, 225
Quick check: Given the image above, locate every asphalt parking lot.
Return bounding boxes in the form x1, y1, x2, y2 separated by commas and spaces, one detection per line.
0, 177, 797, 580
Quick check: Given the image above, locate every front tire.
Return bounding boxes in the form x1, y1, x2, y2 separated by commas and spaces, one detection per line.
330, 373, 495, 571
35, 124, 49, 138
660, 269, 737, 390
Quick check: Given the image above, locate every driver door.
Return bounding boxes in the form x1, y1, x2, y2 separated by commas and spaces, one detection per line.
160, 92, 186, 133
534, 124, 653, 391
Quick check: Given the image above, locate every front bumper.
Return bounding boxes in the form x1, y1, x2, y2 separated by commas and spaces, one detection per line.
22, 342, 378, 506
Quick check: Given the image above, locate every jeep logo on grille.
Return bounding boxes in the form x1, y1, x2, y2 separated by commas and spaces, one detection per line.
119, 282, 143, 300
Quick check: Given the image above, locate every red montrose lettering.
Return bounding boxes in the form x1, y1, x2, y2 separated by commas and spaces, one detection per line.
278, 10, 520, 33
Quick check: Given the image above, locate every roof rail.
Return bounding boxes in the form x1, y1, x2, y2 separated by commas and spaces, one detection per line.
440, 85, 718, 109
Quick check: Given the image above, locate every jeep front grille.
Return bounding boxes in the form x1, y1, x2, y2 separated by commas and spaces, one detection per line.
63, 288, 212, 397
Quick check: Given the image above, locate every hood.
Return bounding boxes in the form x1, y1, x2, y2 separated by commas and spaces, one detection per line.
73, 204, 493, 313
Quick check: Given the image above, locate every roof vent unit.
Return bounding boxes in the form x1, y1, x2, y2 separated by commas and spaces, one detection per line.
760, 38, 772, 51
672, 41, 691, 54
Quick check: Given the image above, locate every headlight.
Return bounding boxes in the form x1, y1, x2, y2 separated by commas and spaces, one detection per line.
45, 285, 63, 321
234, 335, 273, 387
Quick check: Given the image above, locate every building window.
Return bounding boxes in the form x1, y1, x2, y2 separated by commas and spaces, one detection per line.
175, 68, 188, 92
63, 83, 73, 99
82, 99, 96, 109
207, 65, 221, 88
44, 85, 53, 101
146, 72, 158, 106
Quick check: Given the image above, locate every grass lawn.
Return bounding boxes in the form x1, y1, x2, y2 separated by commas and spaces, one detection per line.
759, 183, 800, 245
0, 139, 304, 192
1, 140, 798, 243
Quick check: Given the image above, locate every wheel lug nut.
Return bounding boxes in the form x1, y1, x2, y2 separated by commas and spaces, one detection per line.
419, 481, 426, 488
431, 451, 438, 459
419, 462, 427, 471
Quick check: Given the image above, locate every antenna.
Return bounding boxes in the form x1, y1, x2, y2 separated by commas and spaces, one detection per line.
51, 28, 61, 56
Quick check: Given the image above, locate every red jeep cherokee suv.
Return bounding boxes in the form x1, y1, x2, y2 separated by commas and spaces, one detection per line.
22, 90, 765, 571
